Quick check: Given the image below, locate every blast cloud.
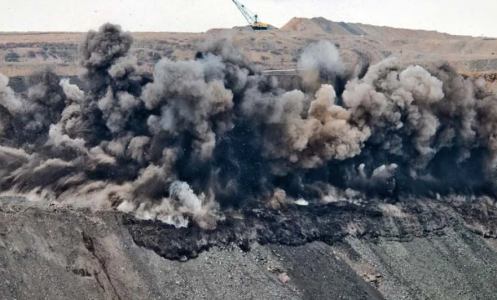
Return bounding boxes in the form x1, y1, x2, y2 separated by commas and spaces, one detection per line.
0, 23, 496, 228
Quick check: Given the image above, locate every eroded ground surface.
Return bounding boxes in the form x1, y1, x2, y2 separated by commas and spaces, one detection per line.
1, 197, 497, 299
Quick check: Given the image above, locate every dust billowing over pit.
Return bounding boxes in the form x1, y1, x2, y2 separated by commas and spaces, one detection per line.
0, 23, 496, 229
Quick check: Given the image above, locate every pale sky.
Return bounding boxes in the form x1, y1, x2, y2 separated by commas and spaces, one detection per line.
0, 0, 495, 37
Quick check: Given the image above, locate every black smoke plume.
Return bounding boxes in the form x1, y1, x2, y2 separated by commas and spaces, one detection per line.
0, 23, 495, 228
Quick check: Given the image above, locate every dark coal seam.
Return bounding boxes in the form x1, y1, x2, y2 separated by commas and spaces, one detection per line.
122, 201, 465, 262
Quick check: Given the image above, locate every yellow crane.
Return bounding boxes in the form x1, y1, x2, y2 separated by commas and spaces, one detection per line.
232, 0, 268, 30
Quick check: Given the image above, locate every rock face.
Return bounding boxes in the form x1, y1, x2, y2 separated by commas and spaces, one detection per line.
1, 197, 497, 299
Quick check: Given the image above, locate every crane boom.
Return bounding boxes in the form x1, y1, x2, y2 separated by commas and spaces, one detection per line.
232, 0, 255, 25
232, 0, 268, 30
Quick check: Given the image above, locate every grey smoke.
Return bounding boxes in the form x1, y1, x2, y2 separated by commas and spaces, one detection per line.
298, 40, 344, 91
0, 23, 495, 229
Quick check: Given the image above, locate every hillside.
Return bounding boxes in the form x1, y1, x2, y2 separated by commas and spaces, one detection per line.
0, 17, 497, 77
2, 197, 497, 299
281, 17, 465, 40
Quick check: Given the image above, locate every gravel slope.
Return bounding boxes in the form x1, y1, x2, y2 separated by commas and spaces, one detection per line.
1, 197, 497, 299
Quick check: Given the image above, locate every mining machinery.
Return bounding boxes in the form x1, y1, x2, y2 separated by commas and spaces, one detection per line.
232, 0, 268, 30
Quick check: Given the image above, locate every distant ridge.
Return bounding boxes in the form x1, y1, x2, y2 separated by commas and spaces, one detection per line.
281, 17, 470, 39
